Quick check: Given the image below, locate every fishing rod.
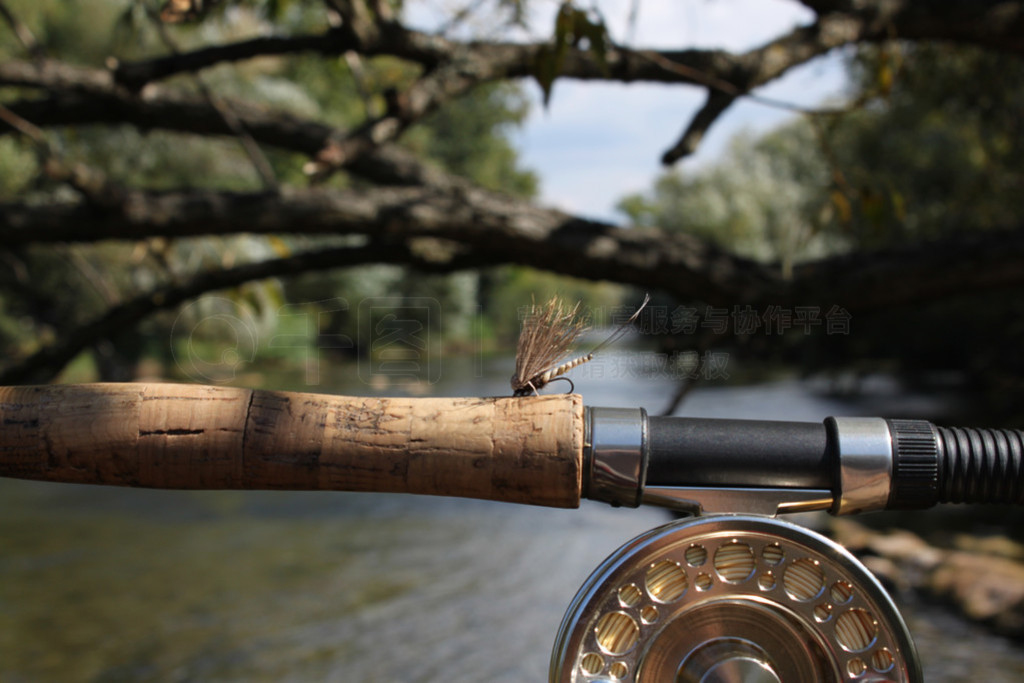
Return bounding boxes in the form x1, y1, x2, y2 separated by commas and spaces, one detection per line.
1, 383, 1021, 682
5, 383, 1016, 513
0, 384, 1017, 513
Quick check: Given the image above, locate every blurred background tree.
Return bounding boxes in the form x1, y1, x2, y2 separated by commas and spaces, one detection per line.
1, 0, 1023, 420
618, 39, 1024, 420
5, 4, 1024, 675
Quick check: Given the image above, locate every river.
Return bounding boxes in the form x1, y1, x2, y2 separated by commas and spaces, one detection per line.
2, 353, 1023, 681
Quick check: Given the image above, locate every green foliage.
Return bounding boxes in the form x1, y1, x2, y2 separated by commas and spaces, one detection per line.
617, 40, 1024, 417
0, 0, 544, 380
410, 83, 538, 196
0, 137, 37, 199
535, 1, 610, 106
484, 267, 625, 343
1, 0, 129, 63
622, 42, 1024, 262
825, 43, 1024, 245
810, 43, 1024, 417
619, 125, 838, 277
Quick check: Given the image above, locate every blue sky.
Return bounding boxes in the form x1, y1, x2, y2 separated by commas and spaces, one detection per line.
409, 0, 849, 221
513, 0, 849, 221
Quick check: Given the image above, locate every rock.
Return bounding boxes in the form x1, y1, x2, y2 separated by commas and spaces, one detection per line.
928, 551, 1024, 635
827, 518, 1024, 638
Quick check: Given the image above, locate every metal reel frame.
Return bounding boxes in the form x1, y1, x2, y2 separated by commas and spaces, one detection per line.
551, 515, 921, 683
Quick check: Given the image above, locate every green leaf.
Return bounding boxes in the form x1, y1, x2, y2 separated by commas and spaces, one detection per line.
535, 2, 578, 107
831, 190, 852, 225
534, 46, 558, 107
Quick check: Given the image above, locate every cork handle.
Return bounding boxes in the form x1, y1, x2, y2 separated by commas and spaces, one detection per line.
0, 383, 584, 508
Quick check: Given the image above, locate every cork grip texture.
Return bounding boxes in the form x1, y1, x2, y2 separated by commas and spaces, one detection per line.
0, 384, 584, 508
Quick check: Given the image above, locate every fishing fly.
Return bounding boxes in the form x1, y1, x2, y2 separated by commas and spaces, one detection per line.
511, 293, 650, 396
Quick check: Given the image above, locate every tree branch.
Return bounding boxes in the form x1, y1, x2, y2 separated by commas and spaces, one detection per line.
109, 2, 1024, 89
305, 47, 511, 178
661, 90, 736, 165
6, 202, 1024, 385
112, 32, 353, 91
95, 0, 1024, 165
3, 0, 1018, 175
0, 60, 453, 188
5, 180, 1024, 317
0, 183, 770, 303
790, 230, 1024, 313
1, 56, 485, 191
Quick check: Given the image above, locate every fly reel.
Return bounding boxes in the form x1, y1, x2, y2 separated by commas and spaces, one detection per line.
551, 515, 921, 683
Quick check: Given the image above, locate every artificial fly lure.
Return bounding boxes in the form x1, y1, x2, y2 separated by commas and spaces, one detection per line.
511, 293, 651, 396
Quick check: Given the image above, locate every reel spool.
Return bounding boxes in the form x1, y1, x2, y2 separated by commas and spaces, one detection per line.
551, 515, 920, 683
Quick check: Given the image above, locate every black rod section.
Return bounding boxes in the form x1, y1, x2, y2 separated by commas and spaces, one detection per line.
934, 424, 1024, 505
646, 417, 833, 490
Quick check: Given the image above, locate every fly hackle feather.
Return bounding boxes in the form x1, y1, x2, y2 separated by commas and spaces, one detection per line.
511, 293, 650, 396
511, 297, 587, 396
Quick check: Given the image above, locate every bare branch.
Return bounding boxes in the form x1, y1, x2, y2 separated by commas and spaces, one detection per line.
0, 59, 453, 188
98, 0, 1024, 163
342, 50, 376, 119
0, 102, 47, 145
112, 32, 352, 91
661, 90, 736, 165
305, 53, 502, 179
0, 58, 119, 92
5, 181, 1024, 318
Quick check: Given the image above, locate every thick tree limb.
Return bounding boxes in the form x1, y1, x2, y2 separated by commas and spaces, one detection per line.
4, 182, 1024, 316
790, 230, 1024, 313
6, 204, 1024, 385
0, 184, 767, 304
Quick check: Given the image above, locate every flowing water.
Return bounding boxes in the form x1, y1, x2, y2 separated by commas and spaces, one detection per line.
2, 353, 1023, 681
